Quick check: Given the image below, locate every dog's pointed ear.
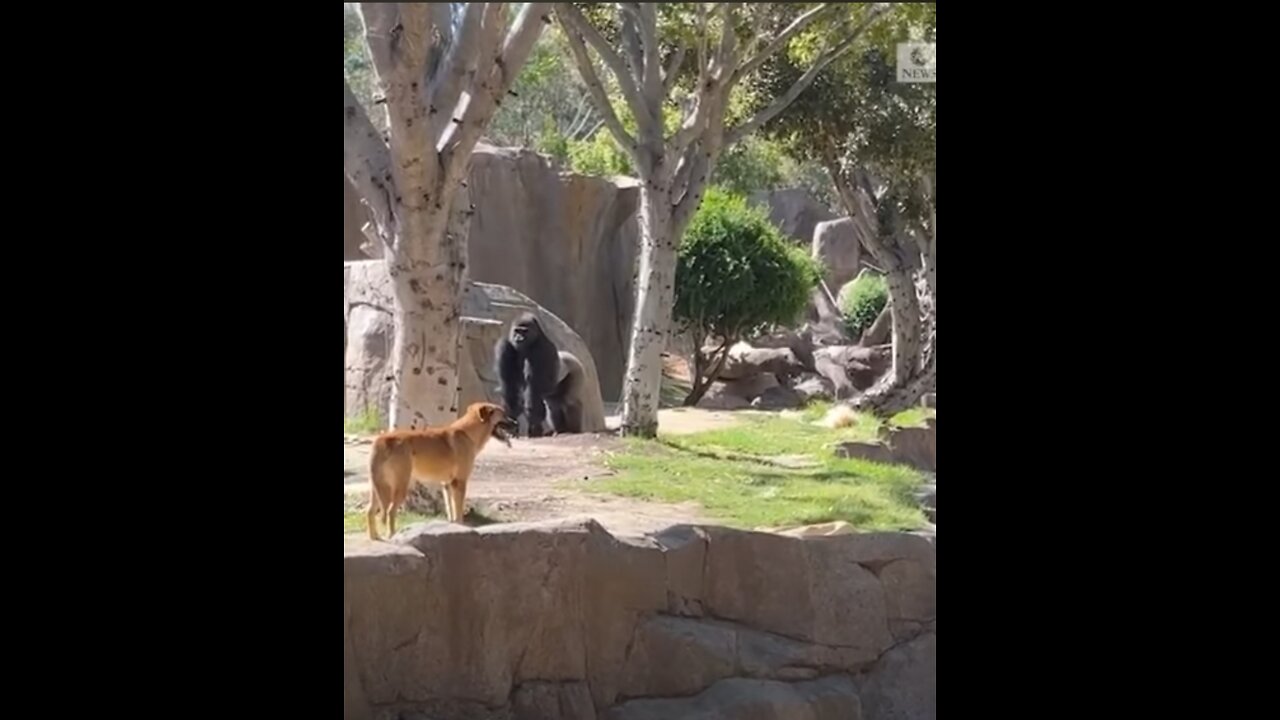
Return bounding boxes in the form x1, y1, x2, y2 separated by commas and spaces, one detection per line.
478, 404, 494, 422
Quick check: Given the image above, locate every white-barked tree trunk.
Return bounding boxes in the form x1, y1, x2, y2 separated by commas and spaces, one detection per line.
344, 2, 550, 429
835, 167, 935, 415
556, 2, 889, 436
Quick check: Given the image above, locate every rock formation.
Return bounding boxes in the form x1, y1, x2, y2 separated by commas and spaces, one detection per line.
344, 145, 640, 400
344, 518, 936, 720
812, 217, 862, 293
344, 262, 607, 432
748, 188, 838, 246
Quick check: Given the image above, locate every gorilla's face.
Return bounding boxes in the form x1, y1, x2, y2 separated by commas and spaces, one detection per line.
510, 316, 542, 351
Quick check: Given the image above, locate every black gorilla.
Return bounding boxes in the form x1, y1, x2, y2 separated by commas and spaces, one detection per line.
494, 314, 586, 437
545, 350, 586, 434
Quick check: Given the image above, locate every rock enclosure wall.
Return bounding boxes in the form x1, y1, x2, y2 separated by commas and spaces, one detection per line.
344, 145, 640, 401
344, 518, 936, 720
344, 263, 607, 433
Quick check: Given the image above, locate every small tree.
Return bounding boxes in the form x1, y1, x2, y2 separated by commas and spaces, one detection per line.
838, 271, 888, 338
675, 188, 820, 406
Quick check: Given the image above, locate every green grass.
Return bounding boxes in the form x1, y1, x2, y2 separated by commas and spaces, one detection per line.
661, 368, 692, 408
596, 404, 932, 531
344, 405, 384, 436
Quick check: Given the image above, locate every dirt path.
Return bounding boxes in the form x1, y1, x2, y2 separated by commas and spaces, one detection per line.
344, 409, 734, 538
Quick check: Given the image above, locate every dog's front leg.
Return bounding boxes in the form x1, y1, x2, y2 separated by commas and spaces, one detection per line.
440, 483, 454, 522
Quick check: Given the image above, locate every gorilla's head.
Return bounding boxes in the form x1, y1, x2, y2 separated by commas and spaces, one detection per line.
509, 313, 544, 351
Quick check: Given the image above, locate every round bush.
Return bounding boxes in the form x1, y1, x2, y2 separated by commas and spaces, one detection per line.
675, 188, 820, 343
839, 272, 888, 338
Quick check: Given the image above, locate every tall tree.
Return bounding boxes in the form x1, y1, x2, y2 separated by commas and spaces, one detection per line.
758, 3, 936, 415
344, 3, 550, 429
554, 2, 890, 437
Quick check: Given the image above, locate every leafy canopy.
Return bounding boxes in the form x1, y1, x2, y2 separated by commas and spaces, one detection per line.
675, 188, 820, 342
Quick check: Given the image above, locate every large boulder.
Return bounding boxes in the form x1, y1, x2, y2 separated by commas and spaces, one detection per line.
836, 418, 937, 473
608, 676, 862, 720
460, 281, 608, 433
718, 343, 809, 381
344, 144, 641, 400
814, 345, 892, 398
344, 520, 936, 720
749, 188, 838, 245
812, 217, 862, 292
343, 263, 607, 432
856, 632, 937, 720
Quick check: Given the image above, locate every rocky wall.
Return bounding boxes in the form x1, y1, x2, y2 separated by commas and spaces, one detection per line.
344, 145, 640, 401
344, 518, 936, 720
344, 264, 607, 433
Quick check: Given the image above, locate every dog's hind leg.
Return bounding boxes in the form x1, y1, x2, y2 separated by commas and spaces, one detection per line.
385, 498, 400, 537
452, 477, 468, 524
366, 487, 383, 540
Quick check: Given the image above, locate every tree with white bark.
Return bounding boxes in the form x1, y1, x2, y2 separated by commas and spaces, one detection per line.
553, 2, 891, 437
343, 3, 550, 430
757, 3, 935, 415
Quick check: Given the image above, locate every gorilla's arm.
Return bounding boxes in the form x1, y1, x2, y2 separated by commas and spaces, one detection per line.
524, 338, 560, 437
495, 339, 524, 421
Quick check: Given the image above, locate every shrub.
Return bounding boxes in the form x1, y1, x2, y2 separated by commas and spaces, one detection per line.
675, 188, 821, 405
839, 272, 888, 338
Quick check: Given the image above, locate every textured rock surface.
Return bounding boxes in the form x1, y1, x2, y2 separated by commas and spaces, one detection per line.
812, 217, 862, 293
749, 188, 838, 246
813, 345, 892, 398
344, 264, 607, 432
344, 519, 936, 720
836, 418, 936, 473
608, 676, 863, 720
344, 145, 640, 400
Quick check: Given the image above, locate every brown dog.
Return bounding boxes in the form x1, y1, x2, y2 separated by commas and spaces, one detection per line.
366, 402, 517, 540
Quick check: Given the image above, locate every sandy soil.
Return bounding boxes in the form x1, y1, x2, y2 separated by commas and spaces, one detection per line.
343, 409, 740, 538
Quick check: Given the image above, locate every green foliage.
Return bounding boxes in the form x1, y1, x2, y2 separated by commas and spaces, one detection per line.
753, 3, 936, 208
344, 405, 384, 436
567, 130, 634, 176
675, 189, 820, 343
487, 28, 604, 153
343, 4, 384, 132
839, 272, 888, 338
711, 136, 838, 208
711, 137, 786, 197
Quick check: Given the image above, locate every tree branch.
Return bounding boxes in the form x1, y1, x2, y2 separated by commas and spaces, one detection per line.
662, 44, 687, 96
358, 3, 399, 78
558, 13, 637, 152
344, 79, 396, 248
724, 4, 889, 145
671, 145, 711, 234
922, 173, 935, 249
619, 5, 647, 89
713, 2, 737, 76
636, 3, 663, 108
554, 3, 656, 138
359, 3, 431, 79
443, 3, 551, 181
732, 3, 835, 83
430, 2, 454, 49
428, 2, 484, 141
695, 4, 709, 88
